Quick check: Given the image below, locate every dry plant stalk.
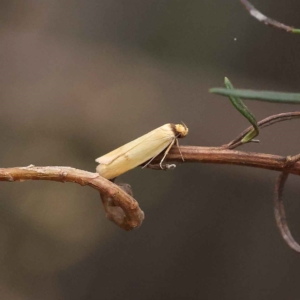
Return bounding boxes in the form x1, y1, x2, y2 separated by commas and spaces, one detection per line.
240, 0, 300, 33
0, 111, 299, 253
0, 166, 144, 231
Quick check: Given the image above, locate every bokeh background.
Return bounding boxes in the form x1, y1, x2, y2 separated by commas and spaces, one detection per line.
0, 0, 300, 299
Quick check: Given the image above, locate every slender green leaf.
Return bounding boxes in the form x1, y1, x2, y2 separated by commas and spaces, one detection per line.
210, 88, 300, 104
224, 78, 259, 143
241, 128, 258, 143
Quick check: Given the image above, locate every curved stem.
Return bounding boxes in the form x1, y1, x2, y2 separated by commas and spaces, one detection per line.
226, 112, 300, 149
0, 109, 299, 234
240, 0, 300, 33
0, 166, 144, 231
274, 172, 300, 252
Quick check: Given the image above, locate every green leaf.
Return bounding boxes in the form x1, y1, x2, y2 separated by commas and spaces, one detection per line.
210, 87, 300, 104
241, 128, 258, 143
224, 78, 259, 143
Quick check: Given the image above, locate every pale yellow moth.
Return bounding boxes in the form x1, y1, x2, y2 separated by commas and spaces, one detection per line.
95, 123, 188, 179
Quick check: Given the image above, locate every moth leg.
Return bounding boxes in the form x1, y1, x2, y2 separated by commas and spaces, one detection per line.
159, 138, 176, 169
146, 163, 176, 171
142, 138, 176, 170
142, 153, 160, 169
176, 138, 184, 162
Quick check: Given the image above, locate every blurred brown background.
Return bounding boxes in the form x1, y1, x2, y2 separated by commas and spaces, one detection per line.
0, 0, 300, 299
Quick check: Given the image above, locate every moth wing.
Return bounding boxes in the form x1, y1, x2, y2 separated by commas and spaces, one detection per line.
95, 124, 174, 165
96, 133, 151, 165
96, 133, 174, 179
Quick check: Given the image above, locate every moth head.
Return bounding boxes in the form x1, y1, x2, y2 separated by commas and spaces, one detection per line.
174, 122, 188, 138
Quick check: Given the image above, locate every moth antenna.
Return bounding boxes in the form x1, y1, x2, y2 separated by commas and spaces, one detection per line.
180, 121, 187, 131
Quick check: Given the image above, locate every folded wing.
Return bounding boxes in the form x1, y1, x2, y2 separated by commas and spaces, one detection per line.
96, 124, 175, 179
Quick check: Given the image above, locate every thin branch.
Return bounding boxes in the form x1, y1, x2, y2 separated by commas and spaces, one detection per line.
274, 172, 300, 252
272, 154, 300, 252
100, 182, 144, 231
153, 146, 300, 176
0, 149, 299, 232
225, 112, 300, 149
0, 166, 144, 231
0, 111, 299, 233
240, 0, 300, 33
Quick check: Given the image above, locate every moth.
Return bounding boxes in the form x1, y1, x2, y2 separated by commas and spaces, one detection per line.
95, 123, 188, 179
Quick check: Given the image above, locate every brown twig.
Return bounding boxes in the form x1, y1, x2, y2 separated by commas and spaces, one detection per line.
0, 111, 299, 236
153, 147, 300, 176
225, 112, 300, 149
240, 0, 300, 33
100, 182, 145, 230
273, 154, 300, 252
0, 166, 144, 231
274, 171, 300, 252
1, 149, 299, 232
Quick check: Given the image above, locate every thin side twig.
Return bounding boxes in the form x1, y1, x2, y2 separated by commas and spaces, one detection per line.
274, 155, 300, 252
240, 0, 300, 33
225, 111, 300, 149
0, 166, 144, 231
274, 172, 300, 252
